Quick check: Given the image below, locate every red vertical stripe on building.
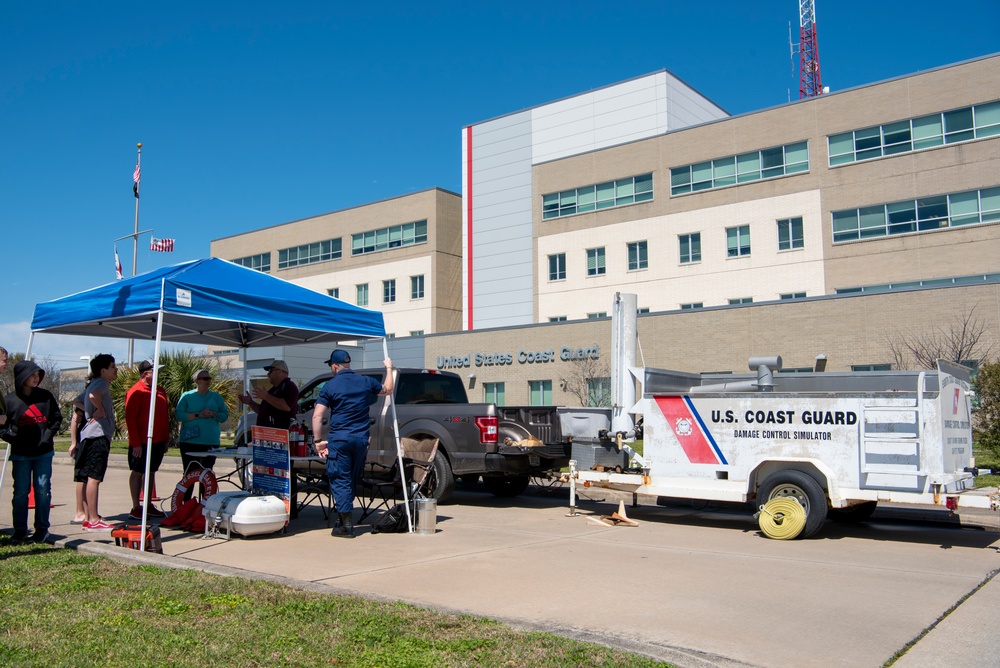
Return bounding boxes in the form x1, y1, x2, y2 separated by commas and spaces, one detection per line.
465, 125, 474, 330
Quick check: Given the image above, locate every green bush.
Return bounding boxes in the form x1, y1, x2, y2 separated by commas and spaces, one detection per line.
973, 360, 1000, 459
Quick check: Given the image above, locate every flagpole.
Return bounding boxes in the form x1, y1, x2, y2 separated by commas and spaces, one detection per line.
128, 142, 142, 366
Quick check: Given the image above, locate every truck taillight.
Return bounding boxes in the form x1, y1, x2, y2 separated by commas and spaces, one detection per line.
476, 416, 498, 444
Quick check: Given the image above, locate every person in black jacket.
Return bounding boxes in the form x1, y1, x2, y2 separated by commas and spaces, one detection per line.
2, 360, 62, 543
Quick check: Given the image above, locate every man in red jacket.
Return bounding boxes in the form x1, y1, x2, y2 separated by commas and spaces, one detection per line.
125, 360, 170, 519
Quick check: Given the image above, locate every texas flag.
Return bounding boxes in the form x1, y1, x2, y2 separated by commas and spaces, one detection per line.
115, 247, 124, 280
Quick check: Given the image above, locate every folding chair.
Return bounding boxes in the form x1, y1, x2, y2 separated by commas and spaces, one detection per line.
295, 460, 333, 524
358, 437, 439, 523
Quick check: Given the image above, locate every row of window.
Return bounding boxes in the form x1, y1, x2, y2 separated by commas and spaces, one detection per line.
232, 221, 429, 273
279, 239, 342, 269
484, 379, 610, 407
541, 99, 999, 214
546, 217, 804, 280
329, 275, 425, 307
352, 220, 428, 255
542, 174, 653, 219
670, 142, 809, 196
829, 100, 1000, 166
832, 187, 1000, 243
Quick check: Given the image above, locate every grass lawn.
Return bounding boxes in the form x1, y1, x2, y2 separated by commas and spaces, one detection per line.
0, 538, 671, 668
973, 448, 1000, 487
52, 435, 235, 458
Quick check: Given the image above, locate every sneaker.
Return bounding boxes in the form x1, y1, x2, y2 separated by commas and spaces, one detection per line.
129, 505, 144, 520
10, 531, 29, 544
146, 505, 166, 518
83, 520, 113, 532
31, 531, 51, 544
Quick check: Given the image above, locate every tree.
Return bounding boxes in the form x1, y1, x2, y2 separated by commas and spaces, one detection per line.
973, 360, 1000, 459
561, 355, 612, 407
883, 304, 997, 370
0, 352, 61, 401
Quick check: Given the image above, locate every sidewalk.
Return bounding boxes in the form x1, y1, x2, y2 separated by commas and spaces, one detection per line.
4, 452, 1000, 668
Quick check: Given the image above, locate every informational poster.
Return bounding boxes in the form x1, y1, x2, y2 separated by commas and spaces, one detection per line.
251, 426, 291, 517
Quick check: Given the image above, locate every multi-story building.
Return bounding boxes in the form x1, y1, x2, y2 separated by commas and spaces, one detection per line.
210, 188, 462, 340
464, 53, 1000, 325
211, 53, 1000, 405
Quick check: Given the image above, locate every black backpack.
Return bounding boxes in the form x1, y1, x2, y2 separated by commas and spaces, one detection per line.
371, 503, 408, 534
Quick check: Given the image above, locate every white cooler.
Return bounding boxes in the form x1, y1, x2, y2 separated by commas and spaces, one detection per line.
203, 491, 287, 539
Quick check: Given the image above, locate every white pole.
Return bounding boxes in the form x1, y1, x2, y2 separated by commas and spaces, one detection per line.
24, 331, 35, 359
382, 337, 412, 533
128, 143, 142, 366
138, 295, 166, 552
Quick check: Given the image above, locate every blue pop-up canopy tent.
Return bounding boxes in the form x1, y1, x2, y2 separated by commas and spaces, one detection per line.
29, 257, 386, 346
19, 258, 414, 546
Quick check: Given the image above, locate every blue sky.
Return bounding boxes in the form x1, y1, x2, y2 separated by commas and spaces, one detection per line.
2, 1, 998, 368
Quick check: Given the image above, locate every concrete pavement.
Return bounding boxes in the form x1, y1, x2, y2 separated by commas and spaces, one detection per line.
4, 451, 1000, 667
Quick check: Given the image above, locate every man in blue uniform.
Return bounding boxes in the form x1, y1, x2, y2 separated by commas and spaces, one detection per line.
312, 349, 394, 537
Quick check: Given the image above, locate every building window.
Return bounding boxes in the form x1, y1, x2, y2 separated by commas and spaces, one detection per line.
327, 288, 339, 299
637, 307, 650, 314
727, 225, 751, 257
383, 279, 396, 304
828, 100, 1000, 166
836, 271, 1000, 295
729, 297, 753, 305
233, 253, 271, 273
548, 253, 566, 281
587, 312, 607, 319
549, 316, 567, 322
670, 141, 808, 195
851, 364, 892, 372
410, 275, 424, 299
587, 378, 611, 407
627, 241, 648, 271
409, 330, 424, 337
278, 239, 342, 269
680, 303, 703, 310
484, 382, 505, 406
679, 233, 701, 264
351, 220, 427, 256
587, 248, 606, 276
777, 217, 804, 250
780, 292, 806, 300
356, 283, 369, 306
529, 380, 552, 406
832, 186, 1000, 243
542, 173, 653, 220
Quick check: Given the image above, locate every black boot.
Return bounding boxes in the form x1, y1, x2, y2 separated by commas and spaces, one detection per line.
332, 512, 354, 538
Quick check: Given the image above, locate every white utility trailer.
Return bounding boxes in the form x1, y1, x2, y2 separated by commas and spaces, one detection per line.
561, 293, 999, 538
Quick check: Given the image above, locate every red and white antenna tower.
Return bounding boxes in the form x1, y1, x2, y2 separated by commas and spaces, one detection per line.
798, 0, 823, 98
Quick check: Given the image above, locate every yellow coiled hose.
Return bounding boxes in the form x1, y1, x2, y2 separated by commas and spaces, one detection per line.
758, 497, 806, 540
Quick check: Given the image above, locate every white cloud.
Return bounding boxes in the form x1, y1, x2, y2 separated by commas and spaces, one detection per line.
0, 321, 206, 370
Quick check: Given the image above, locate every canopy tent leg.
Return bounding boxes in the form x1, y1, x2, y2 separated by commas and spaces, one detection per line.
138, 305, 166, 552
383, 337, 412, 533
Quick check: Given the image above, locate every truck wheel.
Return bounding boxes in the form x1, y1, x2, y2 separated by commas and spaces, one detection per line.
428, 450, 455, 505
483, 474, 531, 498
757, 470, 828, 539
828, 501, 878, 523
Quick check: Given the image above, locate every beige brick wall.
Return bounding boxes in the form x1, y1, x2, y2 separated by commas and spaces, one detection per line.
424, 284, 1000, 406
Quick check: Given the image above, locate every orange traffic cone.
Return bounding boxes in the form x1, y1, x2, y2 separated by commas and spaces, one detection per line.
27, 485, 53, 509
139, 483, 161, 502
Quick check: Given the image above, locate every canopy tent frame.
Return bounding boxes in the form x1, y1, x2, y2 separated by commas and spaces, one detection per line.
20, 258, 411, 548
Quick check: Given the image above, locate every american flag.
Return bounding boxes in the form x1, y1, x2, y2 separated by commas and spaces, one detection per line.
133, 162, 140, 198
150, 237, 174, 252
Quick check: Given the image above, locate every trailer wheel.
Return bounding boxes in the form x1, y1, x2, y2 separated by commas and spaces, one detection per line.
828, 501, 877, 523
757, 470, 828, 538
483, 474, 531, 498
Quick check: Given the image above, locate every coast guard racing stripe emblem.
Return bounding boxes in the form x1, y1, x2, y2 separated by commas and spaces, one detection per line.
654, 396, 728, 465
